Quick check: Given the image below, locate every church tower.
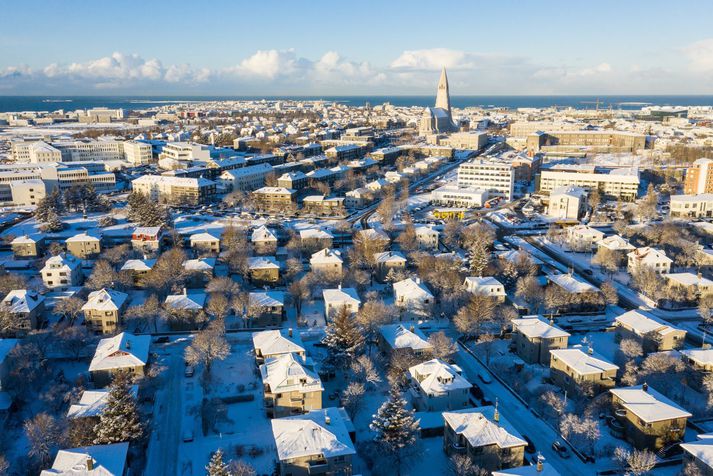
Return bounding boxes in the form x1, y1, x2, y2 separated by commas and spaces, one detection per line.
435, 66, 451, 114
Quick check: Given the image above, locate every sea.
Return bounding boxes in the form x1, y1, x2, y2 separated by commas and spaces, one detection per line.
1, 95, 713, 113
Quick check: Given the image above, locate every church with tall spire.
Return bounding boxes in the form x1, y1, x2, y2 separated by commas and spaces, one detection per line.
419, 66, 458, 135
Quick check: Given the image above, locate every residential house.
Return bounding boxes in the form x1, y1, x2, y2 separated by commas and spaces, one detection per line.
252, 187, 296, 212
310, 248, 343, 277
566, 225, 605, 252
182, 257, 216, 286
627, 247, 673, 275
164, 289, 207, 329
253, 329, 306, 365
547, 186, 588, 220
464, 277, 506, 302
415, 226, 440, 250
131, 226, 165, 254
65, 232, 102, 259
511, 316, 570, 365
247, 291, 285, 327
549, 345, 619, 395
189, 231, 220, 255
379, 323, 434, 356
271, 408, 356, 476
88, 332, 150, 387
610, 384, 691, 450
681, 434, 713, 476
41, 253, 82, 290
40, 442, 129, 476
10, 233, 45, 259
681, 348, 713, 391
666, 272, 713, 299
322, 287, 361, 319
393, 277, 434, 315
248, 256, 281, 284
299, 228, 334, 252
373, 251, 407, 282
82, 288, 129, 334
260, 353, 323, 418
251, 225, 278, 255
1, 290, 45, 332
408, 359, 471, 411
546, 273, 604, 314
119, 258, 156, 283
614, 310, 686, 352
597, 234, 636, 254
443, 406, 526, 472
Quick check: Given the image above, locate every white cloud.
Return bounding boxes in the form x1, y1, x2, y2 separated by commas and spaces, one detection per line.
684, 38, 713, 72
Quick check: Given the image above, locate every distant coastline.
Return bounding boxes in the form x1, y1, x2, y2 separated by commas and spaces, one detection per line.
1, 95, 713, 113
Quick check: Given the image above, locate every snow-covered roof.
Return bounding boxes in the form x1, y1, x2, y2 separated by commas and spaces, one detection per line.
189, 231, 220, 242
67, 386, 138, 419
88, 332, 150, 372
322, 287, 361, 306
549, 346, 618, 375
464, 276, 506, 296
374, 250, 406, 264
666, 272, 713, 288
409, 359, 471, 393
120, 258, 156, 272
393, 278, 434, 300
251, 225, 277, 242
271, 408, 355, 461
597, 234, 635, 251
11, 233, 44, 245
253, 329, 305, 357
2, 289, 44, 313
132, 226, 162, 237
610, 385, 692, 423
42, 253, 80, 272
164, 290, 207, 310
681, 435, 713, 470
512, 316, 570, 339
82, 289, 128, 312
66, 232, 101, 243
310, 248, 343, 265
300, 228, 334, 240
443, 406, 527, 449
248, 255, 280, 270
615, 310, 683, 337
356, 228, 390, 242
496, 249, 543, 266
493, 462, 561, 476
547, 273, 598, 293
380, 324, 433, 351
40, 442, 129, 476
260, 353, 323, 393
249, 291, 285, 308
628, 246, 673, 264
681, 348, 713, 366
182, 257, 216, 271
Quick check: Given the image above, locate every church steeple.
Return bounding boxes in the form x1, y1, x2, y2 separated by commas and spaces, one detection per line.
435, 66, 451, 114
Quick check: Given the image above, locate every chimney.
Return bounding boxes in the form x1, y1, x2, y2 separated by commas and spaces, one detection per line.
409, 325, 415, 333
642, 382, 648, 392
338, 283, 342, 290
183, 288, 187, 295
86, 456, 94, 471
325, 415, 331, 425
126, 340, 131, 350
536, 453, 544, 472
493, 398, 500, 423
587, 345, 593, 355
288, 328, 293, 337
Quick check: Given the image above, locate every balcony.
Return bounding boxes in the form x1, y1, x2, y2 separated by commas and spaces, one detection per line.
307, 459, 329, 474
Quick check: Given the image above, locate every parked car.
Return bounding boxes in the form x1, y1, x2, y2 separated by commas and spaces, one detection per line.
552, 441, 570, 458
184, 366, 195, 378
522, 434, 536, 454
478, 371, 493, 384
153, 336, 169, 344
182, 429, 194, 442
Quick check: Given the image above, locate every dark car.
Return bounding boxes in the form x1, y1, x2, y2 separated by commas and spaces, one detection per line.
522, 434, 536, 454
552, 441, 570, 458
153, 336, 170, 344
469, 384, 484, 400
582, 269, 593, 276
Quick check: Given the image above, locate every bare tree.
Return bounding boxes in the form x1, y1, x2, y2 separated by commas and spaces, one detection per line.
592, 248, 621, 276
57, 325, 93, 360
614, 447, 656, 476
350, 355, 381, 387
53, 296, 85, 325
601, 281, 619, 306
184, 319, 230, 384
206, 293, 230, 320
515, 275, 544, 313
453, 293, 497, 338
341, 381, 366, 418
355, 299, 398, 352
24, 412, 65, 466
428, 331, 457, 361
228, 460, 257, 476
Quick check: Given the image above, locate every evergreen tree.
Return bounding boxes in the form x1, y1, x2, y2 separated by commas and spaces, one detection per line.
43, 208, 64, 232
469, 240, 490, 277
205, 449, 231, 476
36, 189, 64, 222
127, 190, 169, 226
94, 371, 143, 444
370, 385, 420, 474
323, 305, 365, 369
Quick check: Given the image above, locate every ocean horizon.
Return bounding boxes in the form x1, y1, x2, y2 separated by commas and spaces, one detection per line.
1, 95, 713, 113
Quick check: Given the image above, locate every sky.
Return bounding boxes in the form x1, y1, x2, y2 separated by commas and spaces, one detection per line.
1, 0, 713, 96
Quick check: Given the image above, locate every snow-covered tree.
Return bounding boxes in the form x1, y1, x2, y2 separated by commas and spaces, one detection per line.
228, 460, 257, 476
341, 381, 366, 418
323, 306, 365, 369
184, 319, 230, 379
614, 447, 656, 476
24, 412, 65, 466
53, 296, 84, 325
355, 299, 397, 352
350, 355, 381, 387
370, 385, 420, 474
205, 448, 231, 476
428, 331, 457, 361
94, 371, 143, 444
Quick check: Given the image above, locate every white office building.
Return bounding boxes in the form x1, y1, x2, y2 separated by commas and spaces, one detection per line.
457, 159, 514, 200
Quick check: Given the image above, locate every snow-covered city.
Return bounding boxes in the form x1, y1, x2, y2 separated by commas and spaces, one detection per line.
3, 2, 713, 475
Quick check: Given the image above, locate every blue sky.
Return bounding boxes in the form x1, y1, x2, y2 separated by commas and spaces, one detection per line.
1, 0, 713, 95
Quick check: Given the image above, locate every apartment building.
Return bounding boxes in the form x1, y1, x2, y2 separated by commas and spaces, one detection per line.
252, 187, 296, 212
511, 316, 570, 365
610, 384, 691, 450
431, 185, 489, 208
526, 130, 648, 155
65, 232, 102, 259
325, 144, 366, 162
684, 158, 713, 195
457, 159, 514, 200
260, 353, 323, 418
538, 165, 640, 201
131, 175, 216, 204
158, 142, 211, 162
615, 310, 686, 352
670, 193, 713, 218
252, 329, 306, 365
627, 247, 673, 275
9, 179, 46, 206
1, 290, 45, 332
41, 254, 82, 290
82, 288, 129, 334
10, 233, 45, 258
13, 139, 152, 164
439, 132, 488, 150
219, 163, 273, 192
547, 186, 588, 220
